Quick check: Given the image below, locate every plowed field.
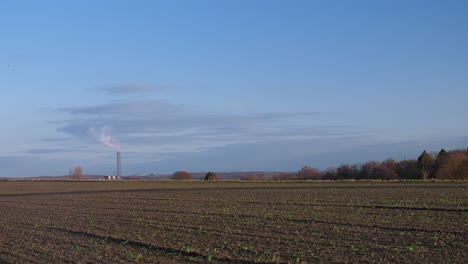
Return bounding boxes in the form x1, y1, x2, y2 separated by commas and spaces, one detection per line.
0, 181, 467, 263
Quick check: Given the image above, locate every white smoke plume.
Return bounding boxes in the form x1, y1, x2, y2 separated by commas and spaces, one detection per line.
88, 126, 121, 152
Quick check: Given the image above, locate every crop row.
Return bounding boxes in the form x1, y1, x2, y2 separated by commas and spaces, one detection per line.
0, 181, 466, 263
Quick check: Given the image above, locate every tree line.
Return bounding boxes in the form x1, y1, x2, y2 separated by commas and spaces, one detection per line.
171, 147, 468, 181
290, 147, 468, 181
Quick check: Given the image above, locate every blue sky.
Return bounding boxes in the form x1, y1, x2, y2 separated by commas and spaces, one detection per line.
1, 0, 467, 176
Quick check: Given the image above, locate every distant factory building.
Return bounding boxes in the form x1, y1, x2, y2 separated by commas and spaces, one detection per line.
104, 175, 120, 180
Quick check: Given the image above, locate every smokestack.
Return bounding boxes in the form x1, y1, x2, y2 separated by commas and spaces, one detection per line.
117, 151, 121, 177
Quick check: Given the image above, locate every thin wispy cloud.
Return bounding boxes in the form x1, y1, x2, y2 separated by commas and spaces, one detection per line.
58, 100, 322, 133
55, 99, 332, 154
27, 148, 70, 154
98, 83, 164, 95
60, 100, 181, 116
27, 148, 88, 154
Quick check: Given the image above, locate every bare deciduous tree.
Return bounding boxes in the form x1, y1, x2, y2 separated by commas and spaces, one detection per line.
69, 166, 83, 180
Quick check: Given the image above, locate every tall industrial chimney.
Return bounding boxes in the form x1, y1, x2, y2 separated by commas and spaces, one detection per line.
116, 151, 121, 177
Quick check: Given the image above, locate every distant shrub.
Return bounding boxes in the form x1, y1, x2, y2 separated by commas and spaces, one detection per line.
171, 171, 193, 180
204, 172, 220, 181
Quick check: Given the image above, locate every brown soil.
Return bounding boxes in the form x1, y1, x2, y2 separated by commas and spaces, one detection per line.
0, 181, 466, 263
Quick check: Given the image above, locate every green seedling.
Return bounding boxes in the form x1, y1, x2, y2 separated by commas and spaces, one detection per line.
127, 251, 143, 261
